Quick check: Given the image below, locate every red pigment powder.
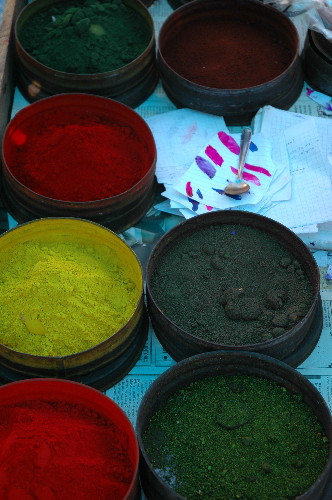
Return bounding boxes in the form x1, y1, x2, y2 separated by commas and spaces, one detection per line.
0, 400, 134, 499
161, 17, 294, 89
7, 117, 152, 202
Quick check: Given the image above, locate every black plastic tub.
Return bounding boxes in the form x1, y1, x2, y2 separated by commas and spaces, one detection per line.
14, 0, 158, 107
146, 210, 322, 367
158, 0, 303, 125
302, 29, 332, 97
137, 351, 332, 499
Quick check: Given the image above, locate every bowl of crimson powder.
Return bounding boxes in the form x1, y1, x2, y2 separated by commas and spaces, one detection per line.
14, 0, 158, 106
1, 93, 157, 232
146, 210, 322, 367
0, 378, 140, 499
158, 0, 303, 125
137, 351, 332, 500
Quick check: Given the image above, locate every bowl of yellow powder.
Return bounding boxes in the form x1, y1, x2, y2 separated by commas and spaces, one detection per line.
0, 218, 147, 390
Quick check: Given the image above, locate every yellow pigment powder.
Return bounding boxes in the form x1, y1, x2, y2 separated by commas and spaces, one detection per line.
0, 238, 141, 356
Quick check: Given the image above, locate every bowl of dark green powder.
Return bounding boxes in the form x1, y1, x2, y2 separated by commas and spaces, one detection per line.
137, 351, 332, 500
146, 210, 322, 367
14, 0, 158, 106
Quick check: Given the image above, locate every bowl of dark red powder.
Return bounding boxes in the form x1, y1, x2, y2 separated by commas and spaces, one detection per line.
146, 210, 322, 367
1, 93, 156, 232
0, 378, 140, 499
158, 0, 303, 125
14, 0, 158, 106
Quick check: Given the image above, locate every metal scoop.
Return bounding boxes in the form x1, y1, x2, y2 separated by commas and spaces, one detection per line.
224, 127, 252, 195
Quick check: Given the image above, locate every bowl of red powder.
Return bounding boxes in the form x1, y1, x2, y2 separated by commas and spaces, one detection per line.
158, 0, 303, 125
1, 93, 156, 232
0, 378, 140, 499
14, 0, 158, 106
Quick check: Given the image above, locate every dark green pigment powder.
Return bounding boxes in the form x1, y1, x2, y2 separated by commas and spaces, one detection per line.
19, 0, 151, 73
150, 224, 314, 344
143, 375, 329, 500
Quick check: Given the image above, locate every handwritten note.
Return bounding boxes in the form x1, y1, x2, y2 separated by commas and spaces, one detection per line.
263, 117, 332, 229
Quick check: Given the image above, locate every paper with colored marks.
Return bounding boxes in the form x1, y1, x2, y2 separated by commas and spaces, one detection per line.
306, 86, 332, 116
145, 108, 228, 184
162, 185, 216, 216
174, 131, 277, 210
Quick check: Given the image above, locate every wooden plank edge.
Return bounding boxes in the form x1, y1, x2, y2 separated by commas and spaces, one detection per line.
0, 0, 25, 215
0, 0, 26, 143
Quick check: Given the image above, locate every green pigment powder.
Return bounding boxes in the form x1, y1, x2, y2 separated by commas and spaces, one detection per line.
143, 375, 329, 500
149, 224, 314, 345
19, 0, 151, 73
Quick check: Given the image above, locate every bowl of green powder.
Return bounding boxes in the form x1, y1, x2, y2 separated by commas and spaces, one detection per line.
137, 351, 332, 500
0, 218, 148, 390
146, 210, 322, 367
14, 0, 158, 106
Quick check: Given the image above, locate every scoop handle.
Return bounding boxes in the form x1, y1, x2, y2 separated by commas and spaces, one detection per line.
237, 128, 252, 180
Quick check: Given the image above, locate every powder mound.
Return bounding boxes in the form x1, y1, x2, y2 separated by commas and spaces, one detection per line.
8, 122, 150, 201
0, 400, 134, 499
0, 239, 140, 356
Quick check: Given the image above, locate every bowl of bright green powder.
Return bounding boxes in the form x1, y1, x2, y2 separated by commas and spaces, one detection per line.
14, 0, 158, 106
137, 351, 332, 500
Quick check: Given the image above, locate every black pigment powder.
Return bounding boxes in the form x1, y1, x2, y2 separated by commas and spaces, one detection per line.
149, 224, 314, 345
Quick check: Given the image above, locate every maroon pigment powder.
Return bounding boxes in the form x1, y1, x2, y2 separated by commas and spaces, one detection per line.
161, 17, 294, 89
